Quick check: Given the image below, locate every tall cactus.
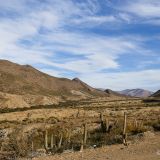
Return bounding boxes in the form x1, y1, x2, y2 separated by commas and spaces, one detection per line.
76, 108, 80, 117
100, 112, 107, 133
134, 119, 138, 128
123, 112, 127, 146
51, 133, 54, 149
58, 133, 63, 149
105, 118, 109, 132
80, 123, 87, 152
45, 130, 49, 150
83, 123, 87, 145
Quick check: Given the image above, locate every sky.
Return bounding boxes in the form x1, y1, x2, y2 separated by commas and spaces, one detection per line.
0, 0, 160, 91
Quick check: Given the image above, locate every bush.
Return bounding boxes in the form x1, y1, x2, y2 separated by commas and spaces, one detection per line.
127, 121, 147, 134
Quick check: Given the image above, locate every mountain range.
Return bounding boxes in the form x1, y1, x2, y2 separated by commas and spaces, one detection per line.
0, 60, 158, 108
118, 89, 153, 98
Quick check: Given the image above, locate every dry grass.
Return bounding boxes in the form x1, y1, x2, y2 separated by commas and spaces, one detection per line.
0, 97, 159, 158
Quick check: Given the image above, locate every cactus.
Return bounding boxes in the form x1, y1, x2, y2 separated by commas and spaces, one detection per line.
83, 123, 87, 145
31, 141, 34, 152
76, 108, 80, 117
58, 133, 63, 149
80, 139, 84, 152
100, 112, 108, 133
123, 112, 127, 146
80, 123, 87, 152
44, 130, 49, 150
105, 118, 109, 132
51, 133, 54, 149
134, 119, 138, 128
100, 112, 103, 122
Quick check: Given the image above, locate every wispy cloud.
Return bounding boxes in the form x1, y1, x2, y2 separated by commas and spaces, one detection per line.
122, 0, 160, 18
0, 0, 146, 72
0, 0, 159, 91
80, 69, 160, 91
116, 0, 160, 25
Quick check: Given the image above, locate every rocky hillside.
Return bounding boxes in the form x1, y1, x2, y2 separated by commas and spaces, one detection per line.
0, 60, 108, 108
118, 89, 153, 98
0, 60, 106, 96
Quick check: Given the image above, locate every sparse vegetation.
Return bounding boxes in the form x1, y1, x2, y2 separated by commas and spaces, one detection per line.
0, 97, 159, 159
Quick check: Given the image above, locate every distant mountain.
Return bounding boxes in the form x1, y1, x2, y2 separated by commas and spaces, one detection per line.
0, 59, 108, 108
118, 89, 153, 98
104, 89, 127, 97
151, 90, 160, 97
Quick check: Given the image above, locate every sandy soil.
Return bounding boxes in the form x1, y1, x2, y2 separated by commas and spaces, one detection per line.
31, 132, 160, 160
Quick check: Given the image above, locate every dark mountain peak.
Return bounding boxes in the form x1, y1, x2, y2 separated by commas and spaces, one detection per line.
22, 64, 34, 68
151, 90, 160, 97
104, 89, 127, 97
72, 77, 81, 82
104, 89, 113, 94
72, 77, 88, 85
72, 77, 94, 91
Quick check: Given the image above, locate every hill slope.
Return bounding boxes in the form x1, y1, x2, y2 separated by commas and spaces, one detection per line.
0, 60, 108, 108
118, 89, 153, 98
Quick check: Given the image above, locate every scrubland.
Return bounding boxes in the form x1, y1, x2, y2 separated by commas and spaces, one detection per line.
0, 97, 160, 160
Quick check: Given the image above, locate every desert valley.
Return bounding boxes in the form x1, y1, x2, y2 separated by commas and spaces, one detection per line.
0, 0, 160, 159
0, 60, 159, 160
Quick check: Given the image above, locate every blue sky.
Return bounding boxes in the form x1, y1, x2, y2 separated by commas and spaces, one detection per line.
0, 0, 160, 91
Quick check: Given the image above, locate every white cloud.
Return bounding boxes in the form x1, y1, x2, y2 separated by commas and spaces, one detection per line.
0, 0, 26, 12
71, 15, 117, 26
123, 0, 160, 18
39, 31, 146, 73
116, 0, 160, 26
118, 13, 132, 23
0, 0, 146, 74
79, 69, 160, 92
0, 0, 159, 91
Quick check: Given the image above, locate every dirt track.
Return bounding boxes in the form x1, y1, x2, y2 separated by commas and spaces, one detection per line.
31, 132, 160, 160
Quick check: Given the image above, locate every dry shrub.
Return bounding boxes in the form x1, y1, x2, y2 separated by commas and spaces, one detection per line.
8, 127, 30, 157
127, 121, 147, 134
6, 127, 43, 157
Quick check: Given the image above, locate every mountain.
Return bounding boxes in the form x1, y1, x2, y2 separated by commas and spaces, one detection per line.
0, 60, 108, 108
104, 89, 127, 97
151, 90, 160, 97
118, 89, 153, 98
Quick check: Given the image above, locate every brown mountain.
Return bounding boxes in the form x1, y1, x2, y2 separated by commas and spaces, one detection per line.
0, 60, 108, 108
151, 90, 160, 97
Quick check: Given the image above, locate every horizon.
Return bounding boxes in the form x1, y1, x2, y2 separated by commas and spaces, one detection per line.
0, 0, 160, 91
